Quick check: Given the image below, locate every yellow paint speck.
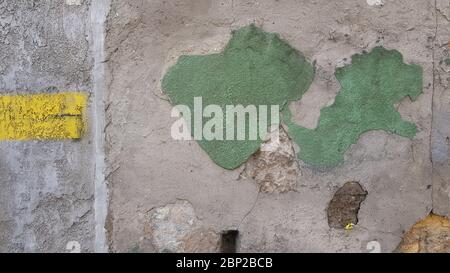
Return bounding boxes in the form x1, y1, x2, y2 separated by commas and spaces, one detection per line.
0, 92, 87, 140
345, 223, 355, 230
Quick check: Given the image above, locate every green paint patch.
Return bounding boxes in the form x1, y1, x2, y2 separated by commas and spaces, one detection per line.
283, 47, 423, 167
162, 25, 314, 169
163, 26, 422, 169
444, 58, 450, 65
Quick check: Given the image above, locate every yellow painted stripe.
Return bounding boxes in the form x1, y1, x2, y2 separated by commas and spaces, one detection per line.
0, 92, 87, 140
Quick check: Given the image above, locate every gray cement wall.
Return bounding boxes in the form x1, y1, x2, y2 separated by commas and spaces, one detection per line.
0, 0, 449, 253
104, 0, 449, 253
0, 0, 96, 252
432, 0, 450, 219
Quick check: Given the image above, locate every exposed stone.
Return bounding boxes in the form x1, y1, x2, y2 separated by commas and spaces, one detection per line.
327, 182, 368, 229
145, 201, 219, 253
243, 126, 300, 193
180, 228, 220, 253
396, 214, 450, 253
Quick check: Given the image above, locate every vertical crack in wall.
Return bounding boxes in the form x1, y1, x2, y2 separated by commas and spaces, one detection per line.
430, 0, 438, 213
90, 0, 111, 253
431, 0, 450, 218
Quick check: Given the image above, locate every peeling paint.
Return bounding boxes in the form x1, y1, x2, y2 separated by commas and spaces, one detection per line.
162, 24, 314, 170
284, 47, 423, 167
0, 92, 87, 140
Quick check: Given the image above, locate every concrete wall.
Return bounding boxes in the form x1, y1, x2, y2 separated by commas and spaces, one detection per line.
432, 0, 450, 219
0, 0, 96, 252
0, 0, 449, 253
104, 0, 448, 253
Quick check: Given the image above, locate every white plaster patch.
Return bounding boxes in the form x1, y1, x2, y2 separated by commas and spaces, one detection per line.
366, 0, 384, 6
65, 0, 82, 5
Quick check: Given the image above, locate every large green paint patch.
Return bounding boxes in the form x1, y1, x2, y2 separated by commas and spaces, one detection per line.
163, 25, 423, 169
162, 25, 315, 169
284, 47, 423, 167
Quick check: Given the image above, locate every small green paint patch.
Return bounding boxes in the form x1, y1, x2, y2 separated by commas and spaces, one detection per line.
162, 25, 314, 169
283, 47, 423, 167
444, 58, 450, 65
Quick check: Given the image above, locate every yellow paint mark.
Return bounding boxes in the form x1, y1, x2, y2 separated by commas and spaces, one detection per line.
344, 223, 355, 230
0, 92, 87, 140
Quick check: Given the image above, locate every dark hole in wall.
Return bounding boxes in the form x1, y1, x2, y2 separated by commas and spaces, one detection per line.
220, 230, 239, 253
327, 181, 368, 229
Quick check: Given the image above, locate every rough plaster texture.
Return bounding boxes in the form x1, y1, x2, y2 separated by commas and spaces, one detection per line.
1, 0, 448, 253
0, 1, 95, 252
104, 0, 447, 253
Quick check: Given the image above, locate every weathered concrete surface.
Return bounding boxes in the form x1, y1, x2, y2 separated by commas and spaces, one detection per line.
0, 0, 95, 252
1, 0, 445, 253
105, 0, 443, 252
